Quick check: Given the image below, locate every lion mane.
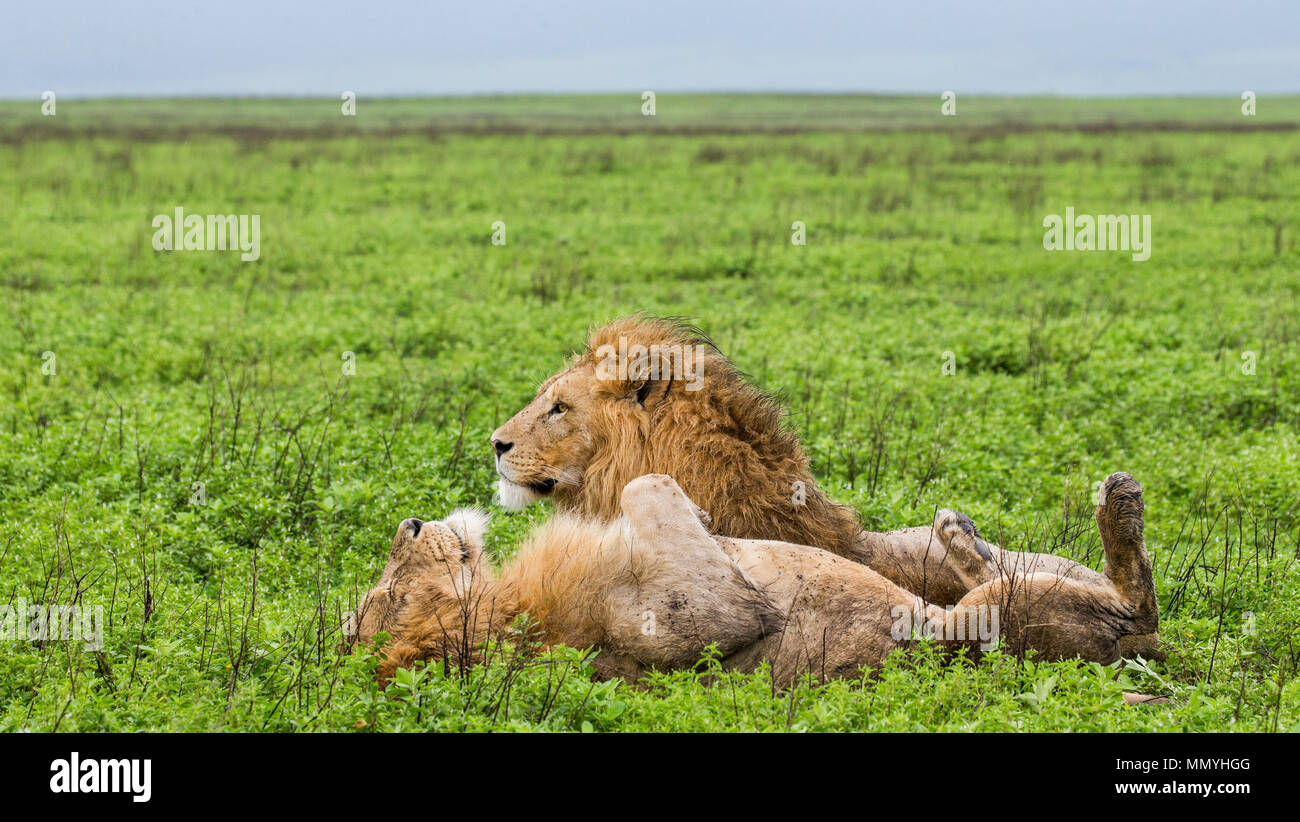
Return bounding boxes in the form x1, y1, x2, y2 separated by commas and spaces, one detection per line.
564, 315, 865, 557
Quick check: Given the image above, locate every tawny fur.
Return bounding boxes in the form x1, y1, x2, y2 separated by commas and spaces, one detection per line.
490, 316, 1159, 656
357, 474, 1157, 686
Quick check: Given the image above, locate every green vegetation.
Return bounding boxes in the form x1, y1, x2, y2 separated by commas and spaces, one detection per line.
1, 96, 1297, 731
6, 93, 1300, 137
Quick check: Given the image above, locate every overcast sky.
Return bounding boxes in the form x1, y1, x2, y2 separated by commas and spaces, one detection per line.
2, 1, 1296, 98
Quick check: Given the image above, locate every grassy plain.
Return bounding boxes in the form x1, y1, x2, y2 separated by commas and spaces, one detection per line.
1, 95, 1298, 731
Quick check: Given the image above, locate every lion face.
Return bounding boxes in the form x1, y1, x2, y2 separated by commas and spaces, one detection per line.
490, 362, 599, 510
354, 509, 489, 644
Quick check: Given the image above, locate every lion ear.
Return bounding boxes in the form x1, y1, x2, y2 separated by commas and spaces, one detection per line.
628, 352, 671, 410
630, 375, 670, 409
634, 378, 654, 406
444, 508, 490, 552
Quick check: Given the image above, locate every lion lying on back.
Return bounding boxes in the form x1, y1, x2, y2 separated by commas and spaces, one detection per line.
357, 473, 1155, 686
489, 316, 1159, 657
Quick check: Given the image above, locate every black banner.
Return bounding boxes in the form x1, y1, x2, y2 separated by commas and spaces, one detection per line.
0, 733, 1285, 809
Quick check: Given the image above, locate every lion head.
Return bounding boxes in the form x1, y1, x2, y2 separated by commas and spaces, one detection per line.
488, 356, 601, 510
490, 316, 863, 557
354, 508, 492, 647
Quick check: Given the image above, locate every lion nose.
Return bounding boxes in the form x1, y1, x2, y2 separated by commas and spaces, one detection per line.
493, 439, 513, 457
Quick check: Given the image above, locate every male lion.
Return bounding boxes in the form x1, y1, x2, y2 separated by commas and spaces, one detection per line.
489, 316, 1158, 656
357, 473, 1156, 686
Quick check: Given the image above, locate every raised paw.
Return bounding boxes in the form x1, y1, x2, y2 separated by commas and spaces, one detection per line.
933, 509, 993, 562
1095, 472, 1158, 636
1097, 472, 1144, 547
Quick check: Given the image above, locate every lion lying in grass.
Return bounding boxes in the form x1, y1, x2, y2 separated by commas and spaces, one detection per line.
489, 316, 1159, 658
356, 473, 1156, 686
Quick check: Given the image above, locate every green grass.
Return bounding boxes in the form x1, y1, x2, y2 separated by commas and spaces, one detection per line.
1, 96, 1298, 732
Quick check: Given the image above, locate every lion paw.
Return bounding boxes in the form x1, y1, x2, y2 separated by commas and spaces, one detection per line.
933, 510, 993, 562
1097, 472, 1145, 546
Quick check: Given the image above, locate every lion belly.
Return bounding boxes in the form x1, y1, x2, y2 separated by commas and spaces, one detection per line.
713, 537, 930, 685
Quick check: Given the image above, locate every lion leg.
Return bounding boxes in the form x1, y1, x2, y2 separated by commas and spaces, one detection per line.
955, 571, 1138, 664
933, 509, 997, 579
950, 473, 1161, 664
856, 512, 1000, 606
618, 473, 719, 547
1096, 472, 1162, 659
608, 474, 783, 669
862, 492, 1143, 609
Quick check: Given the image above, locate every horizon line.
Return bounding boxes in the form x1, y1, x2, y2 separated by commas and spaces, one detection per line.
5, 90, 1299, 103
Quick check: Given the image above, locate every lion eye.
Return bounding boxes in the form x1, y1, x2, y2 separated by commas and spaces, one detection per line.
549, 402, 568, 416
